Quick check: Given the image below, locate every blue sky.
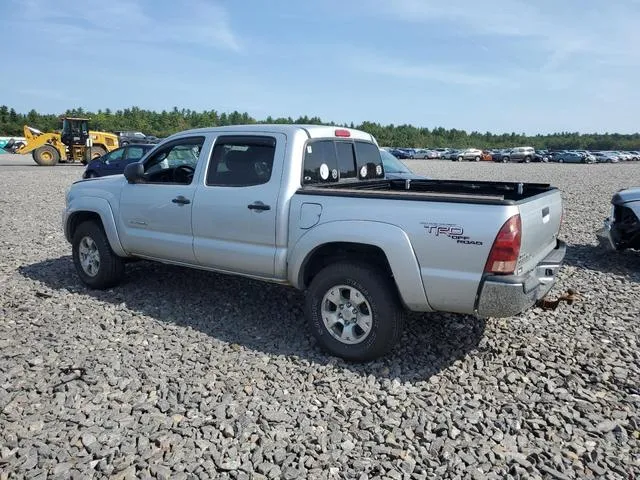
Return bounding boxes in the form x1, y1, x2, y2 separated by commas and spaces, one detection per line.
2, 0, 640, 134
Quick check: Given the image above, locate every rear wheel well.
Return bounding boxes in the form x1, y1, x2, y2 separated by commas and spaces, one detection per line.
67, 211, 103, 241
301, 242, 394, 289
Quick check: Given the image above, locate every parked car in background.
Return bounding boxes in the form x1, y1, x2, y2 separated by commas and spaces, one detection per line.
379, 148, 429, 179
411, 149, 431, 159
82, 144, 156, 178
452, 148, 483, 162
534, 150, 550, 162
592, 152, 619, 163
445, 149, 460, 160
389, 148, 413, 159
412, 149, 439, 159
598, 187, 640, 251
611, 151, 633, 161
493, 147, 536, 163
628, 151, 640, 161
553, 151, 596, 163
116, 131, 156, 146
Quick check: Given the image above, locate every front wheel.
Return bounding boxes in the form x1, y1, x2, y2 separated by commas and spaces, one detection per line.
502, 157, 509, 163
474, 156, 480, 162
305, 262, 405, 361
32, 145, 60, 166
72, 221, 125, 289
523, 156, 531, 163
457, 156, 463, 162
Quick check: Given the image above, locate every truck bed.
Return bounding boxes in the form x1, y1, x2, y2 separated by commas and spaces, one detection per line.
298, 178, 556, 205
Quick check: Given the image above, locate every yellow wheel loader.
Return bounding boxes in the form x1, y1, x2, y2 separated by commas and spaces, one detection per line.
11, 117, 119, 166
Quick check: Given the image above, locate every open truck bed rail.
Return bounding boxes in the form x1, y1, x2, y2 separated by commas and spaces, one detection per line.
298, 178, 556, 205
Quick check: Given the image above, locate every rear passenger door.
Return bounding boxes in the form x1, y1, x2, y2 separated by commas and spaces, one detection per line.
192, 134, 286, 278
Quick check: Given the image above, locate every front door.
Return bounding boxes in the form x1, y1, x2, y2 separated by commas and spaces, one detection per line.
117, 136, 207, 264
192, 133, 286, 278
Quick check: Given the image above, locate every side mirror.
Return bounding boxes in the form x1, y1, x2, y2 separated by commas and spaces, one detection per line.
124, 162, 144, 183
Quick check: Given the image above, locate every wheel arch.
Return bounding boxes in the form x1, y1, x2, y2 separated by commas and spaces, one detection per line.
65, 198, 127, 257
288, 221, 432, 312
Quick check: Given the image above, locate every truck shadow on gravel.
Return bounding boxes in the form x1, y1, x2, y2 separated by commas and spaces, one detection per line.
564, 243, 640, 282
19, 256, 486, 382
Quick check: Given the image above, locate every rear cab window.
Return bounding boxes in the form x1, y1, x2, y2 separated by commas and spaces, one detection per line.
303, 139, 384, 185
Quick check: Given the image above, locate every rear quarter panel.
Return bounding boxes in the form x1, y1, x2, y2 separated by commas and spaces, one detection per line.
287, 193, 520, 315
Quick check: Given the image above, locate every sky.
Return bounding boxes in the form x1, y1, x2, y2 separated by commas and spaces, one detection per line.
2, 0, 640, 135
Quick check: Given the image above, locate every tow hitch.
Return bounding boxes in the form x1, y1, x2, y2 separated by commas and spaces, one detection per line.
536, 288, 581, 311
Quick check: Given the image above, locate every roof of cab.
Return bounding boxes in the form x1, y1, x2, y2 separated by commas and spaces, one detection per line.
166, 124, 377, 143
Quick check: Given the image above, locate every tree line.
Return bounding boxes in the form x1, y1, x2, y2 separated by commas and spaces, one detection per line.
2, 105, 640, 150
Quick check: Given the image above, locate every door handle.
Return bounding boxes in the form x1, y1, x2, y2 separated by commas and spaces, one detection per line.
172, 195, 191, 205
248, 201, 270, 211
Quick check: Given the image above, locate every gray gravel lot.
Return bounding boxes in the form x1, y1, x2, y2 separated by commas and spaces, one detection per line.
1, 153, 639, 479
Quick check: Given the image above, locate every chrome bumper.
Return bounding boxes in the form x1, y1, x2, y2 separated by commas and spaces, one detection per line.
475, 240, 567, 318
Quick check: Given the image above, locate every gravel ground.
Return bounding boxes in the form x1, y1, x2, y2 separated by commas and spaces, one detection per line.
1, 153, 638, 480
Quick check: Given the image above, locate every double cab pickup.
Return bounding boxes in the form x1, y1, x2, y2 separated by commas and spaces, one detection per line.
63, 125, 566, 361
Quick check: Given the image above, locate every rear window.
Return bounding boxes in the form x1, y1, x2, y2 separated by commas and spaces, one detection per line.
303, 139, 384, 184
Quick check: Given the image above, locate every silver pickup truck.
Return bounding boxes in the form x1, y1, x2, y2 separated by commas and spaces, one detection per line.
63, 125, 566, 361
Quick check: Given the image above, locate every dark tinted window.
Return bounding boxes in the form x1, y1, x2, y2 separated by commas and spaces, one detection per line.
355, 141, 385, 179
303, 140, 338, 184
335, 142, 356, 179
207, 136, 276, 187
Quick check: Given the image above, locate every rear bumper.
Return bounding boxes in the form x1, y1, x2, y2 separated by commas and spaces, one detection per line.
475, 239, 566, 318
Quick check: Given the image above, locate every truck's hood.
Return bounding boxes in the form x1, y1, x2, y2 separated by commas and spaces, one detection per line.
612, 187, 640, 205
68, 174, 125, 205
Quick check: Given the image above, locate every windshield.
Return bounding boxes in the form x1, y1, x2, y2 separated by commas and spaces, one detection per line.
380, 149, 411, 173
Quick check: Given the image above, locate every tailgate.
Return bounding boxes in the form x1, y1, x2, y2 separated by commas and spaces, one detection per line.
516, 190, 563, 275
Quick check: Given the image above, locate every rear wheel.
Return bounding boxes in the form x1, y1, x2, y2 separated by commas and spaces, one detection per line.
32, 145, 60, 166
474, 156, 480, 162
72, 221, 125, 289
305, 262, 405, 361
523, 156, 531, 163
502, 156, 509, 163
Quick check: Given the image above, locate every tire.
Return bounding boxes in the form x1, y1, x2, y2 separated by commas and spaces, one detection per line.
85, 171, 98, 178
32, 145, 60, 166
474, 156, 480, 162
305, 261, 405, 361
558, 158, 564, 163
87, 146, 107, 161
502, 157, 509, 163
523, 156, 531, 163
72, 221, 125, 289
457, 156, 463, 162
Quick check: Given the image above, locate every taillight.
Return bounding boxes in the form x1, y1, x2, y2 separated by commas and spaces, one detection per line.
334, 129, 351, 137
484, 214, 521, 275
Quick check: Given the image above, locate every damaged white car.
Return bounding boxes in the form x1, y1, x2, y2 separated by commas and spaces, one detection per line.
598, 187, 640, 251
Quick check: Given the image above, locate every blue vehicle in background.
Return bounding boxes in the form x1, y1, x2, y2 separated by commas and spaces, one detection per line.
82, 144, 155, 178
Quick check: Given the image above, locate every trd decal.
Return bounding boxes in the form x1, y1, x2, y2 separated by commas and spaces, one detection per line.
421, 222, 484, 246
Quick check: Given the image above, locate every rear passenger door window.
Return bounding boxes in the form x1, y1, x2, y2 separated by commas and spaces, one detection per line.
206, 136, 276, 187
